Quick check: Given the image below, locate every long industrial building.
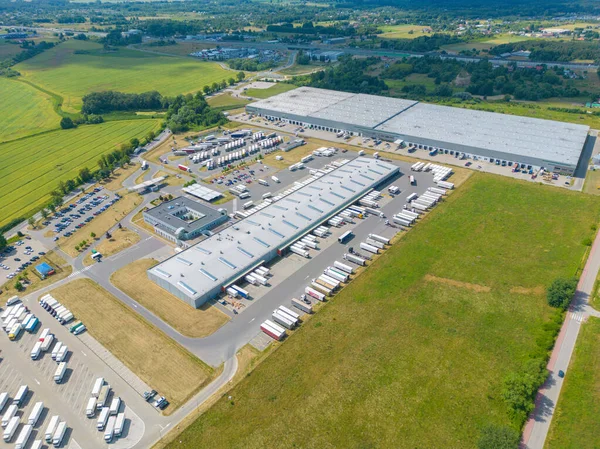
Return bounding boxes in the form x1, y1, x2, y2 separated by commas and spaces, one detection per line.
148, 157, 398, 307
246, 87, 590, 174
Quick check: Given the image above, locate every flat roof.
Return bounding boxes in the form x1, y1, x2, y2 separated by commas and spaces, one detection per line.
375, 103, 589, 167
248, 87, 589, 167
183, 184, 223, 202
144, 197, 223, 233
149, 157, 398, 300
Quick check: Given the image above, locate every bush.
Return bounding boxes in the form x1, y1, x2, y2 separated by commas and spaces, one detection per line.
547, 277, 578, 310
60, 117, 76, 129
477, 425, 520, 449
502, 358, 548, 426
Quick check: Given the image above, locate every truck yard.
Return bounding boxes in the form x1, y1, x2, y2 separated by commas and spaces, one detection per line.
1, 115, 567, 449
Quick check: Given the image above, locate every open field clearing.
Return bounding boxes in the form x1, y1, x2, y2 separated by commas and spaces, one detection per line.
164, 174, 600, 449
0, 251, 71, 298
111, 259, 230, 338
378, 24, 432, 39
0, 120, 159, 229
245, 83, 297, 99
50, 279, 213, 412
83, 227, 140, 266
0, 77, 59, 142
545, 317, 600, 449
58, 193, 142, 257
583, 168, 600, 195
278, 62, 330, 76
207, 93, 251, 111
17, 40, 232, 112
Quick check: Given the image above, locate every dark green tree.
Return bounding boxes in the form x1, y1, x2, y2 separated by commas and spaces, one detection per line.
477, 425, 520, 449
547, 278, 578, 309
60, 117, 76, 129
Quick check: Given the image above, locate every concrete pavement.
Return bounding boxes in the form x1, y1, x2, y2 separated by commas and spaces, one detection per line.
522, 227, 600, 449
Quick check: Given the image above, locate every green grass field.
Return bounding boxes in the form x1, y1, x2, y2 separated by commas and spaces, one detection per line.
545, 317, 600, 449
245, 83, 297, 99
378, 24, 431, 39
207, 93, 250, 111
0, 77, 60, 143
0, 119, 160, 227
165, 174, 600, 449
0, 40, 25, 59
16, 40, 232, 112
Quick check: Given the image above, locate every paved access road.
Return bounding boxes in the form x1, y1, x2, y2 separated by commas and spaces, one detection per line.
522, 227, 600, 449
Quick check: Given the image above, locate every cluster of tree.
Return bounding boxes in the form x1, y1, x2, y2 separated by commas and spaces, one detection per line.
382, 56, 586, 101
0, 235, 6, 253
146, 39, 177, 47
0, 40, 55, 70
295, 55, 387, 94
477, 425, 520, 449
56, 15, 85, 23
137, 19, 203, 38
165, 93, 227, 133
379, 33, 462, 53
102, 28, 142, 47
546, 277, 578, 310
489, 40, 600, 63
59, 114, 104, 130
82, 91, 164, 114
73, 33, 88, 41
297, 50, 311, 65
227, 58, 278, 72
266, 21, 354, 36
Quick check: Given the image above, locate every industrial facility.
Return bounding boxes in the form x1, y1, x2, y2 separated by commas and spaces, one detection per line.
246, 87, 590, 174
148, 157, 399, 307
143, 197, 228, 243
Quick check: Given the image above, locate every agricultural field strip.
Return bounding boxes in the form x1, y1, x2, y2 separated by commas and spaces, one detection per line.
0, 120, 157, 183
0, 79, 59, 142
0, 120, 158, 224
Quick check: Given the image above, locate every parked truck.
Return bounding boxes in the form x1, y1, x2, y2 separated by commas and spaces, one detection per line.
27, 402, 44, 426
114, 412, 125, 437
2, 404, 18, 427
305, 286, 325, 302
44, 415, 60, 443
13, 385, 28, 407
14, 423, 32, 449
291, 298, 313, 314
52, 421, 67, 447
3, 416, 19, 442
54, 362, 67, 384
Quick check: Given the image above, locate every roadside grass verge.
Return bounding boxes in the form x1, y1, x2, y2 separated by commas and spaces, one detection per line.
83, 227, 140, 266
245, 83, 296, 99
163, 173, 600, 448
545, 317, 600, 449
49, 279, 214, 413
111, 259, 230, 338
0, 119, 160, 229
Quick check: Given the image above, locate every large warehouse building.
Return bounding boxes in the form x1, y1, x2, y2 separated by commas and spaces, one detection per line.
148, 157, 398, 307
246, 87, 590, 174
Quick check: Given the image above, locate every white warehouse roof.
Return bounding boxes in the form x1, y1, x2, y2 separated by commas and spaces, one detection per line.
375, 103, 589, 168
247, 87, 589, 169
149, 157, 398, 304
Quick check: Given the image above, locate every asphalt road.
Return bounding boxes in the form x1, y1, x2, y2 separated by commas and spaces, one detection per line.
522, 227, 600, 448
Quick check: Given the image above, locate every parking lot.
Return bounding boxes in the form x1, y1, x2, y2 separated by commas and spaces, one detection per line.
42, 187, 122, 240
0, 239, 48, 283
0, 308, 144, 449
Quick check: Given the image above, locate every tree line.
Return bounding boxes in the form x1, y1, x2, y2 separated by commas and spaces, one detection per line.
382, 56, 588, 101
489, 40, 600, 63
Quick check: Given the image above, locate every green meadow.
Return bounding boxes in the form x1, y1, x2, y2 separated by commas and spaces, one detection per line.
16, 40, 232, 112
165, 174, 600, 449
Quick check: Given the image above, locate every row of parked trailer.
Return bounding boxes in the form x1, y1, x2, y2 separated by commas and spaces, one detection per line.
88, 377, 127, 442
39, 294, 77, 327
1, 384, 67, 448
30, 328, 70, 383
1, 300, 39, 341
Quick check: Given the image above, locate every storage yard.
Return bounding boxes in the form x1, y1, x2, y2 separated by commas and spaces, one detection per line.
246, 86, 590, 175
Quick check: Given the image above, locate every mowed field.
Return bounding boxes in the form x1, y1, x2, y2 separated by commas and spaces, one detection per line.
378, 24, 432, 39
0, 119, 160, 228
545, 317, 600, 449
0, 77, 59, 142
165, 174, 600, 449
245, 83, 297, 99
50, 279, 213, 412
16, 40, 232, 112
